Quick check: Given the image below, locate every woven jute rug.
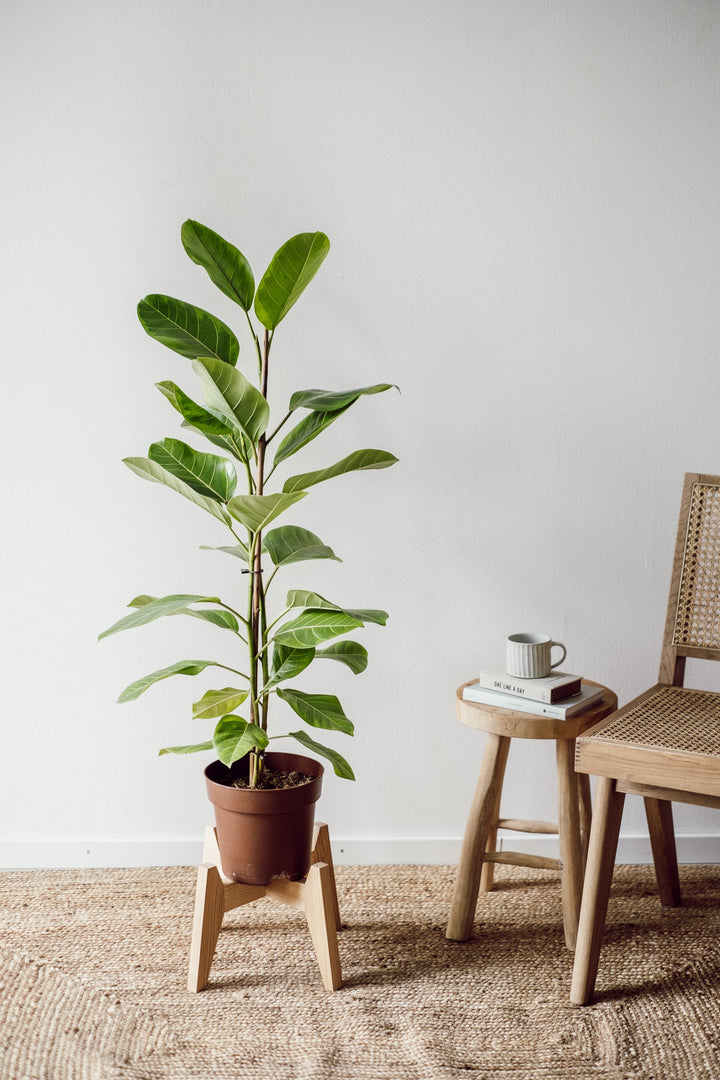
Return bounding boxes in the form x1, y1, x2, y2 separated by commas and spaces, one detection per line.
0, 863, 718, 1080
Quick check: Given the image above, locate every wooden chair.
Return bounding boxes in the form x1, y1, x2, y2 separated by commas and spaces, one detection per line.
571, 472, 720, 1005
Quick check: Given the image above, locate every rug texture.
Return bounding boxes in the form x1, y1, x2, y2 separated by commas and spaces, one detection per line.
0, 863, 718, 1080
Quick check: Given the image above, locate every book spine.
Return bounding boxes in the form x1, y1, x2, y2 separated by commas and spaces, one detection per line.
463, 686, 569, 718
477, 673, 556, 703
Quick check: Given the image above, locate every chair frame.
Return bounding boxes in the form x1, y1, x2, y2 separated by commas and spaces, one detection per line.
571, 472, 720, 1004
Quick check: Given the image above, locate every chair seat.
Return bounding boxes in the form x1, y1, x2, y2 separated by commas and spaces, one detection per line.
576, 684, 720, 800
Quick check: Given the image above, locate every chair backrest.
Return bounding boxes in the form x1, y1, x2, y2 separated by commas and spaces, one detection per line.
659, 472, 720, 685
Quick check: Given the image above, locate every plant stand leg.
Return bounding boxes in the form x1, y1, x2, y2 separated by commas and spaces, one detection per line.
303, 861, 343, 990
187, 823, 343, 992
311, 821, 342, 929
187, 862, 226, 993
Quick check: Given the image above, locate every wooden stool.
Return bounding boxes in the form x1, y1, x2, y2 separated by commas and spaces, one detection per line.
188, 821, 342, 992
446, 680, 618, 949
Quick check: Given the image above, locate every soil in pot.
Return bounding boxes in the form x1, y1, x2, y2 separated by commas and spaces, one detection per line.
205, 751, 324, 885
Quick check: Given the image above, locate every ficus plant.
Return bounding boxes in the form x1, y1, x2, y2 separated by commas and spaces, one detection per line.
100, 222, 397, 788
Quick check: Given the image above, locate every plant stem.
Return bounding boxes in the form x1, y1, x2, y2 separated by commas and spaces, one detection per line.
248, 328, 271, 787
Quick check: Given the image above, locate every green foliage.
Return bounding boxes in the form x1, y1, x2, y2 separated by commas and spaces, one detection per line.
100, 221, 398, 783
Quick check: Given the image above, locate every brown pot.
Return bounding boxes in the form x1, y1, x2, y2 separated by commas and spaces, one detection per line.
204, 751, 324, 885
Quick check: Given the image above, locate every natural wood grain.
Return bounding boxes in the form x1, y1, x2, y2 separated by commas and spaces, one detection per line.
496, 818, 558, 834
187, 863, 225, 993
187, 821, 343, 992
449, 680, 617, 949
304, 862, 343, 991
571, 472, 720, 1004
446, 734, 510, 941
310, 822, 342, 929
556, 738, 584, 949
570, 778, 625, 1006
456, 681, 618, 741
482, 851, 562, 870
644, 797, 681, 906
479, 776, 503, 893
616, 780, 720, 810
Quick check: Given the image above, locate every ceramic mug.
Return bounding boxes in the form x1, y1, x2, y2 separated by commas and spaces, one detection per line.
506, 633, 567, 679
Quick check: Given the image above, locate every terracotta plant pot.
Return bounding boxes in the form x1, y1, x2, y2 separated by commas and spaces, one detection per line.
204, 751, 324, 885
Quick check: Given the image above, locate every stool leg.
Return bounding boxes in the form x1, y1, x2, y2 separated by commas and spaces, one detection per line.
556, 738, 584, 949
570, 777, 625, 1004
479, 778, 503, 894
447, 734, 511, 941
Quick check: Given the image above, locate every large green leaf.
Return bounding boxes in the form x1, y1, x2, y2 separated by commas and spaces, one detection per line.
157, 381, 251, 462
118, 660, 218, 702
181, 220, 255, 311
286, 730, 355, 780
148, 439, 236, 502
286, 589, 388, 626
138, 294, 239, 365
123, 456, 231, 526
289, 384, 397, 413
159, 740, 214, 756
272, 404, 352, 467
276, 689, 353, 735
126, 594, 239, 633
264, 644, 315, 692
193, 687, 248, 720
227, 491, 307, 533
254, 232, 330, 330
263, 526, 339, 567
192, 357, 269, 447
213, 716, 268, 767
99, 594, 221, 640
200, 542, 250, 562
273, 610, 361, 649
283, 449, 398, 494
316, 640, 368, 674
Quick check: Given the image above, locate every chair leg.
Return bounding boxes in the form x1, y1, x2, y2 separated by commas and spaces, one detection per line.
644, 797, 682, 907
556, 738, 584, 949
577, 771, 592, 868
446, 733, 511, 941
570, 777, 625, 1005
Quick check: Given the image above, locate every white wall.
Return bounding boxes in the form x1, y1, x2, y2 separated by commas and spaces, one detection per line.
2, 0, 720, 868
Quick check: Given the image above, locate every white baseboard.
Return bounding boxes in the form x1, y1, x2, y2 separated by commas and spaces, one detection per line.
0, 832, 719, 869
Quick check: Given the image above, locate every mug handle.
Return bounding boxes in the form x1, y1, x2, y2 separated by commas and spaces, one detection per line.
550, 641, 567, 669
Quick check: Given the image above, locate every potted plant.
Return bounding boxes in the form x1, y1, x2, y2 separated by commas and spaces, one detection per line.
100, 221, 397, 884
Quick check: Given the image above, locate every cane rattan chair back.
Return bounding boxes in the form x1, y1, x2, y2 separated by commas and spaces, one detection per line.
660, 473, 720, 683
571, 473, 720, 1005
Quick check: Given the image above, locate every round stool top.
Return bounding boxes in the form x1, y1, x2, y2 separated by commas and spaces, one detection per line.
456, 679, 618, 741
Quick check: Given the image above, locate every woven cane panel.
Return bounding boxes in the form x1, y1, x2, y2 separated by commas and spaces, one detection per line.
673, 482, 720, 649
599, 686, 720, 757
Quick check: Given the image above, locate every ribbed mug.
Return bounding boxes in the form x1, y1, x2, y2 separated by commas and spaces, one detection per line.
506, 633, 566, 679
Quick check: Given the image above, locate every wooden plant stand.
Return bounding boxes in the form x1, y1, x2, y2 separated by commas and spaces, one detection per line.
188, 821, 342, 992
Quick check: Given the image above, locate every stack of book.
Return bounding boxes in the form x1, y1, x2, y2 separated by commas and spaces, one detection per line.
462, 669, 603, 719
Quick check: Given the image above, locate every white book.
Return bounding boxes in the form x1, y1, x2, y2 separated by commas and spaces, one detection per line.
477, 668, 582, 703
462, 681, 604, 719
